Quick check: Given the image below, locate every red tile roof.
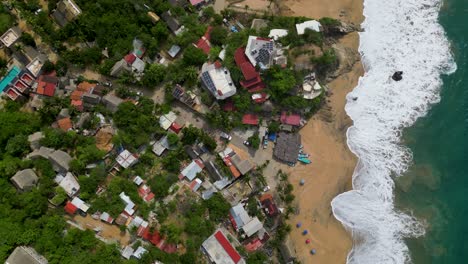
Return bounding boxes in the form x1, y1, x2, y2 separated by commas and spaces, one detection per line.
124, 53, 137, 65
77, 81, 96, 92
64, 201, 78, 215
229, 165, 241, 178
57, 117, 73, 131
280, 112, 301, 126
234, 47, 266, 92
195, 26, 213, 54
36, 75, 58, 97
214, 230, 242, 264
170, 122, 183, 134
222, 100, 236, 112
242, 114, 259, 125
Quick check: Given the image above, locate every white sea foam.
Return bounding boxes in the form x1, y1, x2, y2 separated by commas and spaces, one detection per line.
331, 0, 456, 263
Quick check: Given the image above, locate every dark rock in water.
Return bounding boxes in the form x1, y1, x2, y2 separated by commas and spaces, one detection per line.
392, 71, 403, 81
352, 97, 358, 101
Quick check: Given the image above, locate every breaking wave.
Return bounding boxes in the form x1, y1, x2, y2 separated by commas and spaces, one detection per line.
331, 0, 456, 263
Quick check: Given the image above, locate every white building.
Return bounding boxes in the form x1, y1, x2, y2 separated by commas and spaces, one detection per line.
268, 29, 288, 40
296, 20, 322, 35
116, 150, 138, 169
244, 36, 287, 70
119, 192, 136, 215
201, 62, 237, 100
55, 172, 80, 197
202, 229, 246, 264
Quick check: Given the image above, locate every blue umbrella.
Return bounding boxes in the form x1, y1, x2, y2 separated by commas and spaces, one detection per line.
310, 249, 317, 255
302, 230, 308, 235
296, 222, 302, 228
300, 179, 305, 185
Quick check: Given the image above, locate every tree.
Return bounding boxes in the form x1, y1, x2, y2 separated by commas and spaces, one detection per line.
268, 121, 280, 133
183, 45, 207, 66
210, 26, 228, 46
204, 193, 230, 220
265, 66, 297, 99
181, 126, 200, 145
21, 32, 36, 47
246, 251, 268, 264
142, 64, 167, 88
167, 133, 179, 147
247, 132, 260, 149
5, 134, 30, 157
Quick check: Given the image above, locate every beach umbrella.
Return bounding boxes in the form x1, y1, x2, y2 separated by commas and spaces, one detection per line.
302, 230, 308, 235
310, 249, 317, 255
296, 222, 302, 228
300, 179, 305, 185
305, 239, 310, 244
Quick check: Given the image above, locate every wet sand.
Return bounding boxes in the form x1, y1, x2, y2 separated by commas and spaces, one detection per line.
279, 0, 364, 263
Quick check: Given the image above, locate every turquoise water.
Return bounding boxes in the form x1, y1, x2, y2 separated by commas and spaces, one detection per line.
396, 0, 468, 263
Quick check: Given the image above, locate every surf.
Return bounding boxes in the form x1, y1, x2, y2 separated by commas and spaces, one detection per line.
331, 0, 456, 263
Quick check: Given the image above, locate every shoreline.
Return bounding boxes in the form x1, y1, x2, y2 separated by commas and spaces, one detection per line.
280, 0, 364, 263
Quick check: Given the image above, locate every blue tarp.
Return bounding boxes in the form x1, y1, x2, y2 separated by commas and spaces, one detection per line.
268, 132, 277, 142
0, 66, 20, 92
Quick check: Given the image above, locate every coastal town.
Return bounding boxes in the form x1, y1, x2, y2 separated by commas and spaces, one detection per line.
0, 0, 360, 263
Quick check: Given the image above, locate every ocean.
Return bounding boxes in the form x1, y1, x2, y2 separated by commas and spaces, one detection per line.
330, 0, 465, 263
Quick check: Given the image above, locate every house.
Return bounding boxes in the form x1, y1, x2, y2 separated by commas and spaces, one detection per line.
116, 150, 138, 169
55, 172, 80, 197
280, 112, 301, 127
302, 72, 323, 99
133, 176, 144, 186
70, 197, 90, 214
121, 246, 134, 259
273, 132, 301, 164
64, 201, 78, 215
195, 26, 213, 54
0, 26, 22, 48
4, 87, 23, 101
234, 48, 265, 92
102, 94, 123, 113
245, 36, 276, 70
268, 29, 288, 40
119, 192, 136, 215
229, 203, 251, 230
161, 11, 183, 35
100, 212, 114, 224
159, 111, 177, 130
242, 217, 263, 237
250, 19, 269, 31
26, 56, 47, 77
57, 117, 73, 132
152, 135, 170, 156
27, 146, 54, 160
115, 213, 129, 226
49, 150, 72, 173
172, 84, 199, 109
280, 239, 297, 264
132, 246, 148, 259
148, 11, 160, 23
296, 20, 322, 35
231, 154, 253, 175
189, 178, 202, 192
167, 44, 181, 58
260, 193, 279, 217
110, 59, 132, 77
11, 169, 38, 192
82, 93, 101, 109
5, 246, 48, 264
52, 0, 82, 27
201, 62, 237, 100
28, 132, 44, 150
138, 184, 155, 202
35, 75, 58, 97
170, 116, 185, 134
204, 160, 224, 182
179, 159, 204, 181
201, 229, 246, 264
242, 114, 259, 125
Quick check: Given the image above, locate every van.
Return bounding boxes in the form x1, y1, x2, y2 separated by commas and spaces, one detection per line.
220, 132, 232, 141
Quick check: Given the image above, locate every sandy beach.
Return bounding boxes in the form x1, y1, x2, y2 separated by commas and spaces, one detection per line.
279, 0, 364, 263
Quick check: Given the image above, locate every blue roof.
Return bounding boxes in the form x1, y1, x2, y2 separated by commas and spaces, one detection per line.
0, 66, 21, 92
268, 132, 277, 141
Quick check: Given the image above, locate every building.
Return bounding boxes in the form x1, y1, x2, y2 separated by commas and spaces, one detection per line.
172, 84, 199, 109
268, 29, 288, 40
195, 26, 212, 54
296, 20, 322, 35
250, 19, 269, 31
100, 212, 114, 224
110, 59, 132, 77
302, 72, 323, 99
55, 172, 80, 197
28, 132, 44, 150
202, 229, 245, 264
167, 45, 181, 58
0, 66, 21, 94
0, 27, 22, 48
229, 204, 251, 230
49, 150, 72, 173
245, 36, 275, 70
70, 197, 90, 214
179, 159, 204, 181
148, 11, 160, 23
201, 62, 237, 100
102, 94, 123, 113
234, 48, 265, 92
280, 112, 301, 127
159, 111, 177, 130
230, 154, 253, 175
161, 11, 183, 35
26, 56, 47, 77
273, 132, 301, 164
11, 169, 39, 192
242, 114, 259, 125
52, 0, 82, 27
116, 150, 138, 169
119, 192, 136, 215
35, 75, 58, 97
260, 193, 279, 217
5, 246, 48, 264
242, 217, 263, 237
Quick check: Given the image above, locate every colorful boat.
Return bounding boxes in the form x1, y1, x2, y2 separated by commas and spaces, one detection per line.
298, 157, 311, 164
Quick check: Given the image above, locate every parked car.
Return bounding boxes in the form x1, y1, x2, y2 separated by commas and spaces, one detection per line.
102, 82, 113, 87
243, 140, 250, 146
220, 132, 232, 141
